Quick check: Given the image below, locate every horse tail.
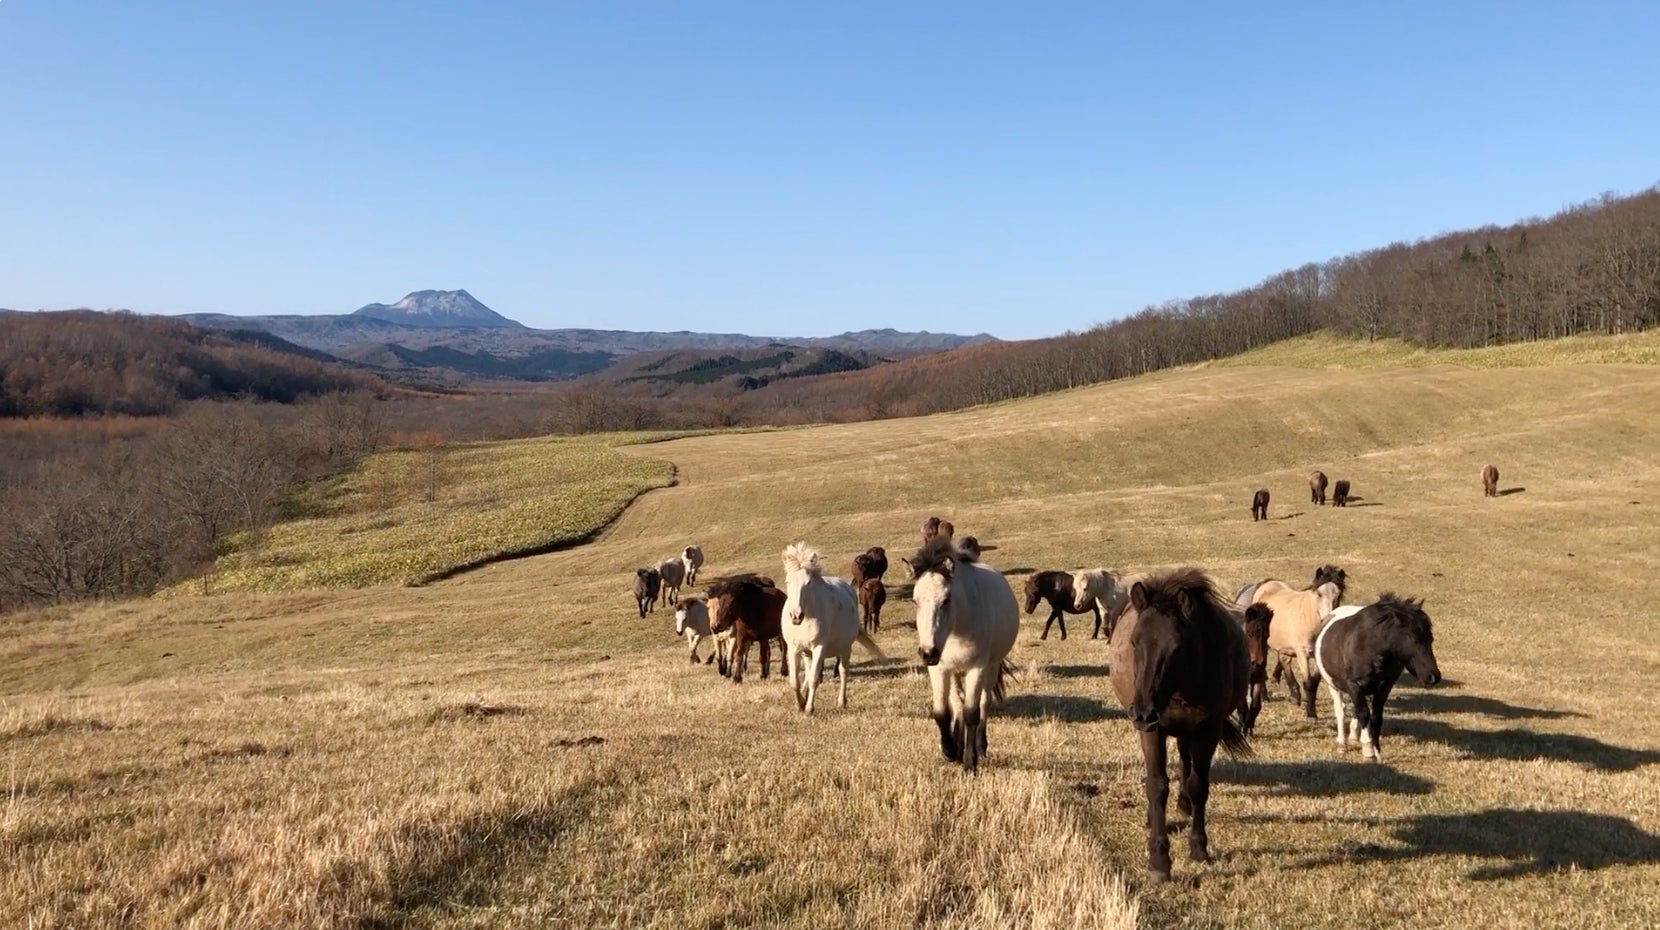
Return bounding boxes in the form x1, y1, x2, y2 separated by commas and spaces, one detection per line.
989, 659, 1018, 703
853, 631, 885, 659
1218, 716, 1254, 760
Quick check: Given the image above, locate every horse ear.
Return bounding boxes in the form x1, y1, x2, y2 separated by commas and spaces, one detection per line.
1176, 588, 1195, 618
1130, 581, 1148, 611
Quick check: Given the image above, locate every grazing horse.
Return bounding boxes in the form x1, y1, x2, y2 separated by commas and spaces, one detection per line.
858, 578, 887, 634
681, 544, 705, 585
1332, 479, 1351, 507
1109, 569, 1253, 884
1070, 568, 1136, 641
851, 546, 888, 587
1315, 595, 1442, 761
657, 556, 688, 605
1023, 570, 1098, 641
780, 543, 883, 713
632, 568, 661, 618
1235, 603, 1274, 738
673, 598, 716, 665
1251, 565, 1348, 717
706, 575, 787, 682
1309, 470, 1329, 506
920, 516, 955, 545
1481, 464, 1499, 498
1251, 488, 1270, 521
907, 537, 1019, 773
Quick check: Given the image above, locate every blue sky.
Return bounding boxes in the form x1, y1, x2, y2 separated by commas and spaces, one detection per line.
3, 3, 1657, 338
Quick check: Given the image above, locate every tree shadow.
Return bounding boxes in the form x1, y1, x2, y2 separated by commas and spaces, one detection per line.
1224, 759, 1436, 797
1301, 808, 1660, 880
1000, 694, 1124, 723
1498, 487, 1526, 496
1039, 663, 1112, 680
1389, 691, 1587, 721
1396, 719, 1660, 772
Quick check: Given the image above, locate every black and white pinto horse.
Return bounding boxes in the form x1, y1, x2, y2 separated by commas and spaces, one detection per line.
1314, 595, 1442, 762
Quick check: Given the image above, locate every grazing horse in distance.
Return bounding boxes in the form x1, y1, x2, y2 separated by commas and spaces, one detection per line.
681, 545, 705, 585
673, 598, 716, 665
907, 537, 1019, 773
1070, 568, 1136, 641
851, 546, 888, 587
1023, 570, 1097, 641
1109, 569, 1252, 884
632, 568, 661, 618
706, 575, 787, 682
920, 516, 955, 545
1251, 488, 1270, 521
1332, 479, 1351, 507
1316, 595, 1442, 761
657, 556, 689, 606
858, 578, 887, 634
1252, 565, 1348, 717
1235, 603, 1274, 738
1481, 464, 1499, 498
1309, 470, 1329, 506
780, 543, 883, 713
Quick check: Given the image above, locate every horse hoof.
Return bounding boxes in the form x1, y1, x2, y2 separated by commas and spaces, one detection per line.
1147, 869, 1171, 885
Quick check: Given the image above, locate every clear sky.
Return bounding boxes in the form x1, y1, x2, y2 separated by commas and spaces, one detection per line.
3, 3, 1657, 338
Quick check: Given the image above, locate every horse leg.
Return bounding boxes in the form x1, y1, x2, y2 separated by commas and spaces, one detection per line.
1367, 682, 1395, 762
1057, 610, 1068, 641
1139, 729, 1173, 883
757, 636, 771, 681
1175, 739, 1194, 816
1041, 609, 1056, 640
1275, 653, 1299, 702
837, 647, 850, 709
958, 667, 987, 773
976, 687, 990, 760
1351, 689, 1377, 761
1299, 650, 1320, 719
786, 642, 805, 711
1092, 605, 1103, 640
1329, 682, 1347, 750
929, 666, 960, 763
803, 644, 827, 715
1185, 731, 1218, 864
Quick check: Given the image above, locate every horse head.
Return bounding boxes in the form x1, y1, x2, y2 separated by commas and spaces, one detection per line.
674, 603, 690, 635
908, 538, 958, 665
1124, 573, 1212, 732
1022, 575, 1042, 615
1241, 603, 1273, 677
1388, 596, 1442, 687
706, 590, 732, 634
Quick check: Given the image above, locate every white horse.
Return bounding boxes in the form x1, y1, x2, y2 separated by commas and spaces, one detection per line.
780, 542, 883, 714
682, 544, 705, 585
907, 537, 1019, 772
1070, 567, 1139, 641
674, 598, 717, 666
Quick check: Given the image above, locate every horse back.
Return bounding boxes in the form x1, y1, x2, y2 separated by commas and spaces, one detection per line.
1256, 585, 1325, 653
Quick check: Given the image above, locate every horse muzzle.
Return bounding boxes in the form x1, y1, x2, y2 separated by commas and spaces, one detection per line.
1130, 705, 1162, 732
918, 647, 942, 667
1420, 668, 1443, 687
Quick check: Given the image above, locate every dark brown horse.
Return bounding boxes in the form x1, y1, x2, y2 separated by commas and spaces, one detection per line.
1023, 570, 1100, 640
1481, 464, 1499, 498
1314, 595, 1442, 762
1309, 470, 1329, 506
920, 516, 955, 545
1235, 603, 1273, 738
858, 578, 887, 634
632, 568, 661, 618
1109, 569, 1252, 884
851, 546, 888, 587
1251, 488, 1270, 521
1332, 479, 1351, 507
706, 575, 787, 682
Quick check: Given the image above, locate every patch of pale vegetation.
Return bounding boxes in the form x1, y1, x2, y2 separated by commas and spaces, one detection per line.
8, 342, 1660, 928
1216, 328, 1660, 369
158, 435, 673, 594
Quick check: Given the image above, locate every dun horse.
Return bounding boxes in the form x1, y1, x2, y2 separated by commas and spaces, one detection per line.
1109, 569, 1252, 883
907, 537, 1018, 773
1249, 565, 1347, 717
1315, 595, 1442, 761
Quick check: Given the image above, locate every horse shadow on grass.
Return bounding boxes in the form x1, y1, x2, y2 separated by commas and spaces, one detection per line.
1039, 663, 1112, 680
1000, 693, 1123, 724
1299, 808, 1660, 880
1389, 690, 1587, 721
1498, 486, 1526, 496
847, 659, 916, 681
1395, 718, 1660, 772
1224, 759, 1436, 797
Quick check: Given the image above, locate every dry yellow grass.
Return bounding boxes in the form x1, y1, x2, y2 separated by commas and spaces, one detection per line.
5, 336, 1660, 928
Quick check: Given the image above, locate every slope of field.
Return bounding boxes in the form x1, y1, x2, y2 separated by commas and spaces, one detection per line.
5, 340, 1660, 929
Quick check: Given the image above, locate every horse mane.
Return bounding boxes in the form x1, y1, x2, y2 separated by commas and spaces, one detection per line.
782, 542, 823, 577
1367, 592, 1433, 639
705, 573, 775, 600
908, 535, 974, 579
1135, 567, 1229, 623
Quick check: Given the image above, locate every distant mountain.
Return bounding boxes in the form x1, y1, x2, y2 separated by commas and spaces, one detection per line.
351, 289, 523, 328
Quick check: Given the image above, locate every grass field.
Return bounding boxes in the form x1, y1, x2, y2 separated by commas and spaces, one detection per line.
5, 336, 1660, 928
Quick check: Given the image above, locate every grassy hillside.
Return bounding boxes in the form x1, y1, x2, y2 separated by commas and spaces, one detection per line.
4, 337, 1660, 929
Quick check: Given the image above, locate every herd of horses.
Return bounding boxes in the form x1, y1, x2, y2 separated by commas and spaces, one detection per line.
637, 512, 1447, 884
1252, 463, 1501, 522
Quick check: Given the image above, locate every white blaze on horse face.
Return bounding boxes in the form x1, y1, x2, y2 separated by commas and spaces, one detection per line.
913, 572, 951, 659
674, 607, 688, 635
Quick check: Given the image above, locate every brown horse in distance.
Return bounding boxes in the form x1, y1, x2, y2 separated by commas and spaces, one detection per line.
1251, 488, 1270, 521
1481, 464, 1499, 497
851, 547, 888, 587
858, 578, 887, 634
920, 516, 955, 545
1332, 479, 1351, 507
1236, 602, 1273, 738
706, 575, 787, 682
1309, 470, 1329, 506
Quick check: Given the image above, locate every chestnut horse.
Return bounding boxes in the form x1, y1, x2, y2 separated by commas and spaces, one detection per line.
1481, 464, 1499, 498
706, 575, 787, 682
851, 546, 889, 587
858, 578, 887, 634
1109, 569, 1252, 883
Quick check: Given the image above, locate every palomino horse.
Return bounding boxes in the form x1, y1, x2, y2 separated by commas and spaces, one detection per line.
780, 543, 883, 714
1235, 602, 1274, 738
706, 575, 787, 682
1109, 569, 1253, 884
906, 537, 1018, 773
1247, 565, 1347, 717
1315, 596, 1442, 761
